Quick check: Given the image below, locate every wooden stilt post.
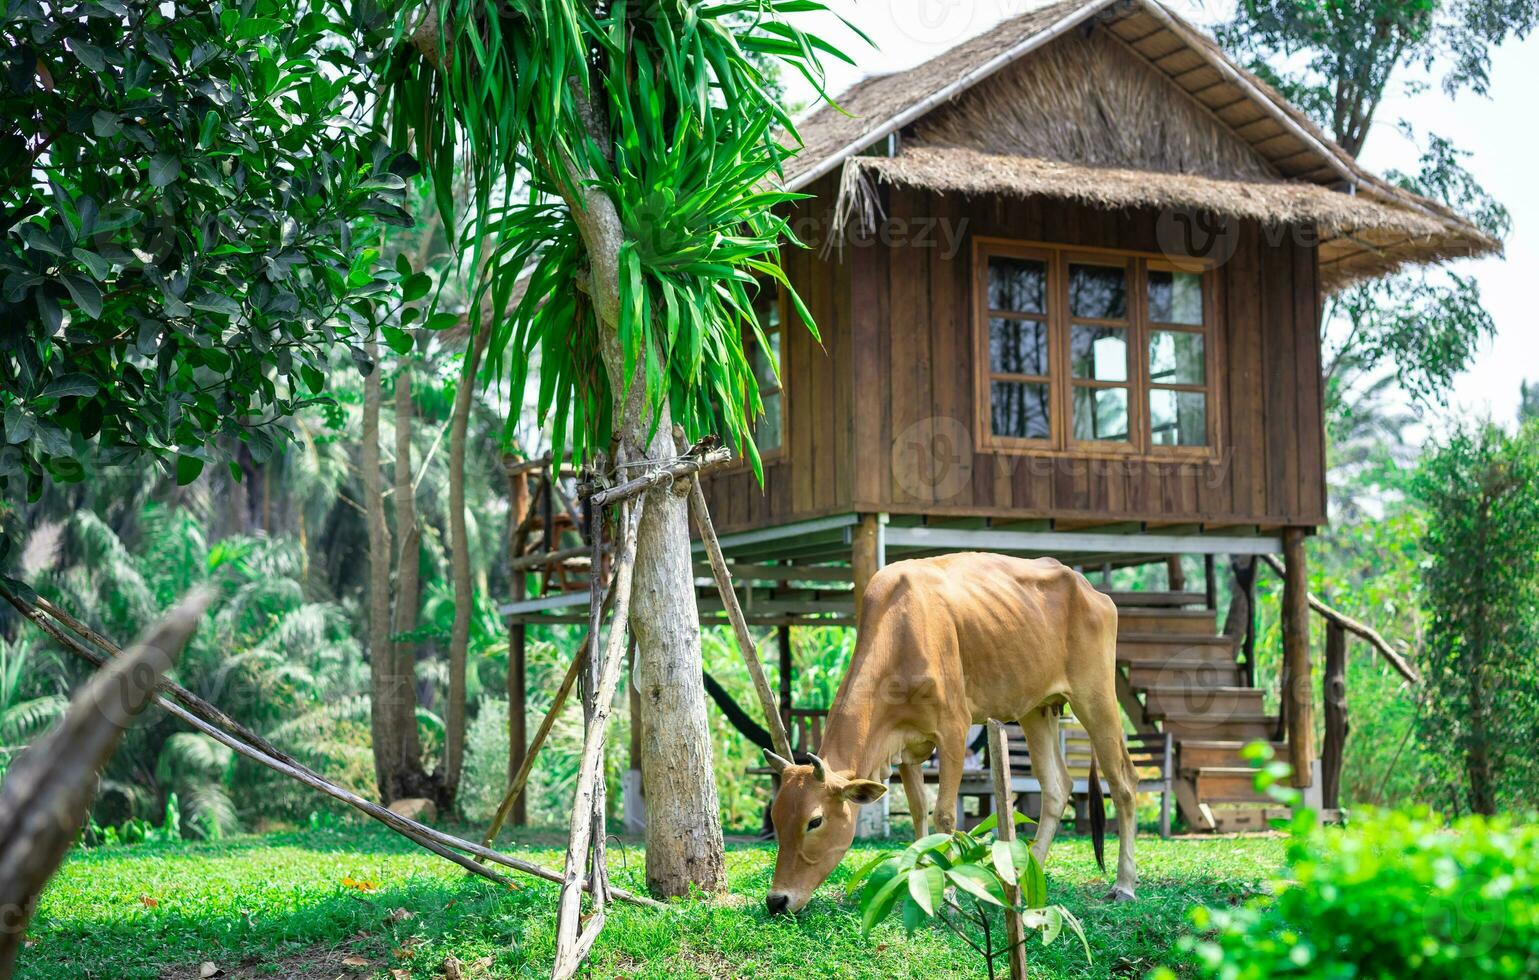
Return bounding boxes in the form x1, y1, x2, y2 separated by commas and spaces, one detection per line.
987, 720, 1028, 980
777, 625, 793, 734
1282, 529, 1314, 789
851, 514, 880, 628
1321, 623, 1348, 811
506, 467, 531, 828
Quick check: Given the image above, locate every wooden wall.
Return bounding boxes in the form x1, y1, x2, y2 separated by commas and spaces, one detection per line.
697, 173, 856, 532
699, 182, 1329, 534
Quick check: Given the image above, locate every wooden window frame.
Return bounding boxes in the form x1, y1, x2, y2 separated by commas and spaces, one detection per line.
973, 237, 1222, 460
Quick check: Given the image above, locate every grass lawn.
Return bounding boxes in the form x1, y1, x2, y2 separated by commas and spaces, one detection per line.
19, 826, 1283, 979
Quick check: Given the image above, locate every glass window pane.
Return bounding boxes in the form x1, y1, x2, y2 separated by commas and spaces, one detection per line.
1069, 263, 1127, 320
1149, 330, 1206, 385
756, 390, 783, 451
991, 381, 1051, 440
1072, 386, 1129, 442
1150, 389, 1207, 446
987, 256, 1046, 314
990, 317, 1050, 376
1071, 325, 1128, 381
1147, 270, 1203, 325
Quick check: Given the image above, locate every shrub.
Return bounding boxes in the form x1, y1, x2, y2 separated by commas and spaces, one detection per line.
1169, 808, 1539, 978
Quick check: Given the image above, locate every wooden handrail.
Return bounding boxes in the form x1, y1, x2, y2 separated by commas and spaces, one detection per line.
1260, 554, 1419, 684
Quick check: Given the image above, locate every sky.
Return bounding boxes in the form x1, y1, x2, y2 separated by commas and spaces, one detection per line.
785, 0, 1539, 431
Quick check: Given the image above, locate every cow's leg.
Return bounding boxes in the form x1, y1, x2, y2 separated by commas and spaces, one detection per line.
930, 722, 968, 834
898, 762, 929, 839
1072, 693, 1138, 902
1019, 706, 1071, 866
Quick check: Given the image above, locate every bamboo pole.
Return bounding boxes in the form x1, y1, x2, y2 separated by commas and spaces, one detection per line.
987, 721, 1028, 980
0, 587, 664, 911
552, 498, 646, 980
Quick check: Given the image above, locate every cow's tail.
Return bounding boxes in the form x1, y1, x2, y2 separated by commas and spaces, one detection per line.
1088, 751, 1107, 874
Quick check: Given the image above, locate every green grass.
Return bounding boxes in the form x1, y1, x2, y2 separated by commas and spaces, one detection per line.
20, 827, 1283, 979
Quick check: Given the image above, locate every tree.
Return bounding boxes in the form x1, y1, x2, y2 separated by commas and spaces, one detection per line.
1413, 421, 1539, 814
1219, 0, 1526, 408
0, 0, 412, 519
383, 1, 857, 895
1520, 380, 1539, 423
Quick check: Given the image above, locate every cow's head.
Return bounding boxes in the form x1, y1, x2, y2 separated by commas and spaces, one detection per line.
763, 749, 888, 915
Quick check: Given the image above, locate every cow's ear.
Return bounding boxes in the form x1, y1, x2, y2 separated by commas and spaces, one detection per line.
763, 749, 792, 774
842, 779, 888, 806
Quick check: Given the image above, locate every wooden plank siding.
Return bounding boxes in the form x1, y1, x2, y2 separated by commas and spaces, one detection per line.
697, 184, 1328, 534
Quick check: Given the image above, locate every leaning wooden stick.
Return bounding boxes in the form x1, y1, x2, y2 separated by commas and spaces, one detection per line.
553, 497, 646, 980
478, 637, 590, 854
987, 720, 1029, 980
687, 473, 795, 762
582, 444, 732, 508
1, 587, 664, 911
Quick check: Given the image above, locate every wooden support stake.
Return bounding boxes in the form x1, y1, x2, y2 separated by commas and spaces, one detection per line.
1281, 529, 1314, 789
1321, 623, 1348, 811
479, 639, 589, 854
553, 498, 645, 980
507, 467, 531, 828
851, 514, 880, 628
987, 720, 1028, 980
687, 481, 795, 762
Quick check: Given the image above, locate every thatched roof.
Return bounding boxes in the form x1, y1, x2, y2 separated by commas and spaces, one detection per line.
786, 0, 1499, 289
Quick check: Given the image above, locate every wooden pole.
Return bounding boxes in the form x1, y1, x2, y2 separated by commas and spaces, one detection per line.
553, 499, 645, 980
507, 468, 530, 828
1321, 623, 1348, 811
777, 625, 793, 733
851, 514, 880, 628
987, 721, 1028, 980
1281, 528, 1314, 789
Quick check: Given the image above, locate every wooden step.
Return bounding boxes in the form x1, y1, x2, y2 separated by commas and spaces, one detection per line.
1192, 767, 1274, 804
1126, 660, 1243, 689
1116, 633, 1236, 665
1143, 686, 1266, 719
1177, 740, 1286, 771
1116, 608, 1219, 635
1160, 711, 1278, 741
1208, 805, 1291, 834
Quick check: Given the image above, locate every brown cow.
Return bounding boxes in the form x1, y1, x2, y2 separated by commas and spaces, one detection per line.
762, 553, 1138, 914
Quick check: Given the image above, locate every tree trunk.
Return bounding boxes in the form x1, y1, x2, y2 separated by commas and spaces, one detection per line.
363, 344, 404, 801
443, 325, 490, 808
390, 365, 434, 801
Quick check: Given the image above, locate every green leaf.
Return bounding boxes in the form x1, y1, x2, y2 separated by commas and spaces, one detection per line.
300, 364, 325, 395
992, 839, 1017, 885
900, 895, 926, 935
188, 293, 240, 316
845, 853, 894, 898
907, 863, 943, 917
401, 272, 431, 302
946, 865, 1007, 907
61, 274, 103, 319
861, 870, 907, 936
199, 110, 219, 148
148, 153, 181, 188
72, 247, 111, 281
41, 374, 99, 400
1021, 845, 1048, 909
382, 325, 413, 355
4, 405, 35, 445
424, 312, 459, 331
233, 18, 283, 40
175, 455, 204, 486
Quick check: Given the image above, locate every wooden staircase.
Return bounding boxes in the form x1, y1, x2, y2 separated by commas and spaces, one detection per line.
1108, 593, 1284, 833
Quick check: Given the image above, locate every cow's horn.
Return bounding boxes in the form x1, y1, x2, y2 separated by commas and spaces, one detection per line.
808, 753, 828, 782
762, 749, 792, 774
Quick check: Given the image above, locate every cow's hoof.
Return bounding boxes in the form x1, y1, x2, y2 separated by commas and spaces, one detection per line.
1105, 887, 1136, 903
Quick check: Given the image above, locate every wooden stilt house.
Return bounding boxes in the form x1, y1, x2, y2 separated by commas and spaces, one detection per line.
503, 0, 1494, 832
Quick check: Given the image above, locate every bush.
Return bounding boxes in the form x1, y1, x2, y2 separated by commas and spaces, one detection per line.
1170, 808, 1539, 978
